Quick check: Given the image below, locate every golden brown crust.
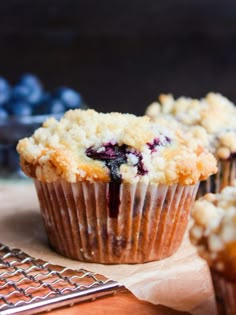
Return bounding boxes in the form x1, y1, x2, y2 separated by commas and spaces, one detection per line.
146, 93, 236, 158
17, 109, 217, 184
190, 186, 236, 279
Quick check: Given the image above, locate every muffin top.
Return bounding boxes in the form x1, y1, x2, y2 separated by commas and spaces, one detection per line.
17, 109, 217, 184
190, 185, 236, 279
146, 93, 236, 159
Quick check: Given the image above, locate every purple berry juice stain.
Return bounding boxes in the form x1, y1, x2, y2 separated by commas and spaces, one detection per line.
147, 136, 171, 153
86, 142, 148, 217
108, 182, 121, 218
86, 143, 126, 217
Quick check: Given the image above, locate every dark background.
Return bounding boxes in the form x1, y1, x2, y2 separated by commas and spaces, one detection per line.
0, 0, 236, 115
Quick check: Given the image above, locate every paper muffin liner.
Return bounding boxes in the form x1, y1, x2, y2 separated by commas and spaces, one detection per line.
211, 269, 236, 315
34, 179, 199, 264
197, 157, 236, 197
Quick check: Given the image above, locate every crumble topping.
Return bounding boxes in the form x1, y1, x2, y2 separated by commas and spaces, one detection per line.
146, 93, 236, 159
17, 109, 217, 184
190, 185, 236, 277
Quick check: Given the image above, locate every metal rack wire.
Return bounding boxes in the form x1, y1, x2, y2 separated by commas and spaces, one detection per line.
0, 243, 122, 315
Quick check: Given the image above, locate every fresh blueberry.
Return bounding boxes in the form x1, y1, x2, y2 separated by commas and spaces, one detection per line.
16, 74, 43, 104
56, 87, 83, 109
0, 77, 11, 105
19, 74, 42, 89
33, 92, 52, 115
0, 107, 8, 120
7, 101, 32, 116
47, 99, 65, 114
12, 84, 31, 101
27, 86, 43, 104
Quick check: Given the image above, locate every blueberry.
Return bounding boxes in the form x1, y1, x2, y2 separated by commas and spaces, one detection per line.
86, 142, 147, 216
27, 86, 42, 104
0, 77, 11, 105
16, 74, 43, 105
127, 150, 147, 176
86, 142, 148, 182
12, 83, 42, 105
47, 99, 65, 114
33, 92, 51, 115
19, 74, 42, 89
147, 136, 171, 152
86, 143, 127, 182
12, 85, 31, 101
7, 101, 32, 116
34, 97, 65, 116
0, 107, 8, 120
56, 87, 83, 109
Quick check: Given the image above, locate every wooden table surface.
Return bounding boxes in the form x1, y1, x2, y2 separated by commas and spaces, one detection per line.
43, 290, 190, 315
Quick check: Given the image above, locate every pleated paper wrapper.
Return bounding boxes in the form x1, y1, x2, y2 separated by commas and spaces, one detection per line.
211, 268, 236, 315
34, 179, 198, 264
0, 181, 217, 314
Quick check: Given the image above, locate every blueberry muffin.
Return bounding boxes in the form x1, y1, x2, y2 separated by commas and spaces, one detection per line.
146, 93, 236, 195
190, 186, 236, 315
17, 109, 217, 263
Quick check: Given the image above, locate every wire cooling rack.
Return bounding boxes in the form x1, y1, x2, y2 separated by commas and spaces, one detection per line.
0, 243, 123, 315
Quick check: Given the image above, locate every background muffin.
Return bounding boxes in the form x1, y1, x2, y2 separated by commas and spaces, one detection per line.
17, 109, 217, 264
190, 186, 236, 315
146, 93, 236, 195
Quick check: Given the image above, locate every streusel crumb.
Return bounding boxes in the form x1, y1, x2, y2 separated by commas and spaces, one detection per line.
146, 93, 236, 158
17, 109, 217, 184
190, 185, 236, 279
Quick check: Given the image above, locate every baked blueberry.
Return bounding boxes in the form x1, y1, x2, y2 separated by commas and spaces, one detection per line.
147, 135, 171, 152
126, 149, 147, 175
86, 143, 127, 182
86, 142, 149, 182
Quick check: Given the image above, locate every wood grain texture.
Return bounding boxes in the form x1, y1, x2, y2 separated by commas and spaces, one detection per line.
44, 291, 191, 315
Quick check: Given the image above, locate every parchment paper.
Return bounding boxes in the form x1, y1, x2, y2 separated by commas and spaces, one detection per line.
0, 181, 217, 315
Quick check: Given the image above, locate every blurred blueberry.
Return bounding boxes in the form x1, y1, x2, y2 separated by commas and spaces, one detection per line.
7, 101, 32, 116
0, 77, 11, 105
12, 85, 31, 101
19, 74, 42, 89
33, 92, 51, 115
48, 99, 65, 114
56, 87, 83, 109
27, 86, 43, 104
0, 107, 8, 120
16, 74, 43, 104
